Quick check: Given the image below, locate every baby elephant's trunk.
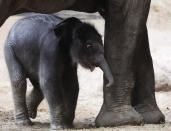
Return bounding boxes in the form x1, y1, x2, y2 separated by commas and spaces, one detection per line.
98, 57, 114, 88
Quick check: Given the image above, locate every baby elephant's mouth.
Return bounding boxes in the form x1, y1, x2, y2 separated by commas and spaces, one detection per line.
90, 65, 96, 72
80, 61, 96, 72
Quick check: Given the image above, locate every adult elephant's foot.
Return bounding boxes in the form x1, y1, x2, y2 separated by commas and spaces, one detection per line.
95, 105, 144, 127
134, 104, 165, 124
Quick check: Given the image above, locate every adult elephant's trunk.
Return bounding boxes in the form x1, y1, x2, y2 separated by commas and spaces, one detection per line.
98, 57, 114, 88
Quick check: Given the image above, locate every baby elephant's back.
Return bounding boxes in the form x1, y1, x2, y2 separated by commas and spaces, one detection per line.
6, 14, 62, 48
4, 14, 63, 78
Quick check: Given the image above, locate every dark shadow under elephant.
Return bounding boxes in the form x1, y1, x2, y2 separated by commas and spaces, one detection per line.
0, 0, 165, 128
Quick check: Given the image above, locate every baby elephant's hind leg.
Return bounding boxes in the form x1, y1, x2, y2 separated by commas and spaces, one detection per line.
4, 44, 32, 125
26, 79, 44, 119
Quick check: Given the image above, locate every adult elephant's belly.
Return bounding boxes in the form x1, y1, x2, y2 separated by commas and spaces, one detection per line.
68, 0, 105, 13
24, 0, 77, 13
23, 0, 103, 14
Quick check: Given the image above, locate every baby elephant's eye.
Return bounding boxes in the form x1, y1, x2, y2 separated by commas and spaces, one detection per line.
86, 44, 92, 48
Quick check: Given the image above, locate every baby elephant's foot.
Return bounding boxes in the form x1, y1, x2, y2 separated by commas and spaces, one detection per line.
26, 89, 43, 119
26, 96, 39, 119
15, 118, 33, 126
27, 107, 37, 119
50, 123, 72, 130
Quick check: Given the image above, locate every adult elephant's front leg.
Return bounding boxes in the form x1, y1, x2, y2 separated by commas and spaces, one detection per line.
95, 0, 152, 127
132, 27, 165, 124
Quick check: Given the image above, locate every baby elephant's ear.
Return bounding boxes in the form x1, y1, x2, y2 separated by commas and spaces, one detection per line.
54, 17, 81, 36
54, 21, 66, 36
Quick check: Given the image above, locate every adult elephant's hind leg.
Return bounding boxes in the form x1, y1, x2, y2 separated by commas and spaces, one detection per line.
132, 27, 165, 124
26, 79, 44, 119
62, 66, 79, 127
4, 44, 32, 125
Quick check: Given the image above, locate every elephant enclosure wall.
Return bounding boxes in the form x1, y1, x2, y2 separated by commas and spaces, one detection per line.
0, 0, 171, 130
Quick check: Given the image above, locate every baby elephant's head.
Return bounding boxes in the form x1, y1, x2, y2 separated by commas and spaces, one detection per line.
71, 21, 114, 88
54, 17, 114, 87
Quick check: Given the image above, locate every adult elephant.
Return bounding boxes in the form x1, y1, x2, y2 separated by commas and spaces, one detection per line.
0, 0, 165, 127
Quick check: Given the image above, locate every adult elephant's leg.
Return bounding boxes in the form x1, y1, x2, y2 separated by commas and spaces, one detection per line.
62, 66, 79, 127
132, 27, 165, 124
95, 0, 151, 127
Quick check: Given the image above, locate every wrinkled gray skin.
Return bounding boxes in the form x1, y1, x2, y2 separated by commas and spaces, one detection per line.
1, 0, 165, 129
4, 14, 114, 129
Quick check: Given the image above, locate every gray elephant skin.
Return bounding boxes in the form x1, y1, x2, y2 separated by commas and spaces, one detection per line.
4, 14, 114, 129
0, 0, 165, 128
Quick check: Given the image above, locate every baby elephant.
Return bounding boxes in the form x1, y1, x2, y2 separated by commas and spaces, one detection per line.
4, 14, 113, 130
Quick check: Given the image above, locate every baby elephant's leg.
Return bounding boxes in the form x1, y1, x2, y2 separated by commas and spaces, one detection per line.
4, 45, 32, 125
26, 79, 44, 119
